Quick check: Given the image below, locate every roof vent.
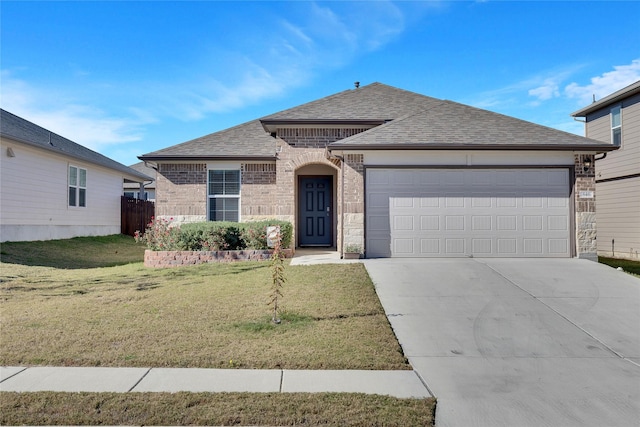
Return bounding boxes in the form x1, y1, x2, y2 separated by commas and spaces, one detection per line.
354, 81, 360, 89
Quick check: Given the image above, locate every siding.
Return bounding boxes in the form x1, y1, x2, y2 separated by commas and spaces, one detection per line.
1, 138, 125, 241
595, 177, 640, 260
587, 94, 640, 180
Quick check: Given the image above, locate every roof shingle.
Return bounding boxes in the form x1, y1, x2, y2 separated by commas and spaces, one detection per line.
1, 109, 151, 181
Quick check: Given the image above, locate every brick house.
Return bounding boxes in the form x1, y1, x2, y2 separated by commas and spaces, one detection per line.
571, 80, 640, 260
139, 82, 616, 259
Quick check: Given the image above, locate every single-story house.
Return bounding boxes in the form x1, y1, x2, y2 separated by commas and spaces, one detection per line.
1, 109, 151, 242
139, 82, 617, 259
124, 161, 156, 201
571, 80, 640, 260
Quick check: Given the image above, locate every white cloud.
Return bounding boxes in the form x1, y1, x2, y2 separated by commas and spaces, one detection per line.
528, 78, 560, 101
565, 59, 640, 104
153, 1, 407, 121
0, 70, 152, 152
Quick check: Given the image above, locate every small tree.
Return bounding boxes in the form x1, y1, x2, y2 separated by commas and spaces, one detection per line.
268, 227, 285, 324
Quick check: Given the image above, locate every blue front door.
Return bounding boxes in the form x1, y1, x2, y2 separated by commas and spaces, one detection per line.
299, 177, 332, 246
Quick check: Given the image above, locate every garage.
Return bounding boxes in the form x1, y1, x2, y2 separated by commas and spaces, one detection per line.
366, 168, 572, 258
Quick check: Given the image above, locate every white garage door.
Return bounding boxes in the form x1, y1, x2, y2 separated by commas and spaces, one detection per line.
366, 168, 571, 258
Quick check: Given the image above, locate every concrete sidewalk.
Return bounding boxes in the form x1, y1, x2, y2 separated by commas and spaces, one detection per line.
0, 366, 430, 398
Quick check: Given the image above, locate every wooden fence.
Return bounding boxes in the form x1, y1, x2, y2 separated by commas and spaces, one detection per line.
121, 196, 155, 237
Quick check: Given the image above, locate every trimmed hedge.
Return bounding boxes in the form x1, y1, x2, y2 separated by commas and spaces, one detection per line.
176, 220, 292, 251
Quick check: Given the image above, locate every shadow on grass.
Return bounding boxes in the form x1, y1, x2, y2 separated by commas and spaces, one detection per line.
0, 235, 146, 269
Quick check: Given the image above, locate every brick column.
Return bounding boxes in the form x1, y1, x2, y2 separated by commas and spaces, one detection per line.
342, 154, 365, 253
574, 154, 597, 260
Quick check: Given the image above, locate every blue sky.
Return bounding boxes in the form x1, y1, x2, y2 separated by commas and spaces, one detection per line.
2, 1, 639, 166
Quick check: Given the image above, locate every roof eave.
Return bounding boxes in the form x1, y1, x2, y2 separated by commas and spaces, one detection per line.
328, 143, 620, 153
138, 154, 277, 162
571, 80, 640, 117
2, 133, 151, 182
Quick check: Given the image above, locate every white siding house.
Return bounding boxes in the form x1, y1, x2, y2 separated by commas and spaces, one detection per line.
1, 109, 151, 242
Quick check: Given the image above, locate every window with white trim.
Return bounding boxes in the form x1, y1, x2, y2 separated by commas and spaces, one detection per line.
69, 166, 87, 207
611, 106, 622, 146
208, 169, 240, 221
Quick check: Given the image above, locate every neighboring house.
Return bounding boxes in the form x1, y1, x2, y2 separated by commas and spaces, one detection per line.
1, 109, 151, 242
571, 80, 640, 261
140, 82, 616, 259
124, 161, 156, 201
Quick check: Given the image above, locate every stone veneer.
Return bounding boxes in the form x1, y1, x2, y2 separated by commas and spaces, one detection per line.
144, 249, 293, 268
342, 154, 365, 252
574, 154, 597, 260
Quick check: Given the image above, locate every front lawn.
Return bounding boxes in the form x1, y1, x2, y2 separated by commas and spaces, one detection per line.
0, 237, 407, 370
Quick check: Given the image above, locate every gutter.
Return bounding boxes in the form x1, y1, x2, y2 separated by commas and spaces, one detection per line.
327, 143, 619, 153
138, 155, 277, 162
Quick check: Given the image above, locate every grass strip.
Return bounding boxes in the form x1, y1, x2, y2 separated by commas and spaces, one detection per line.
0, 391, 435, 426
599, 256, 640, 276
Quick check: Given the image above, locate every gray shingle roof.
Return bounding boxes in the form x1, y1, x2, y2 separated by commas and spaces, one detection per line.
139, 119, 276, 160
1, 109, 151, 181
261, 82, 442, 120
140, 82, 616, 159
329, 100, 616, 150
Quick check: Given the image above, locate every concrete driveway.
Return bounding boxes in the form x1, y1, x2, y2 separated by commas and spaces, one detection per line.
364, 258, 640, 427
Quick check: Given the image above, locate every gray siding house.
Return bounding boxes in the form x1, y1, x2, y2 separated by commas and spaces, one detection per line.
572, 80, 640, 260
140, 82, 616, 259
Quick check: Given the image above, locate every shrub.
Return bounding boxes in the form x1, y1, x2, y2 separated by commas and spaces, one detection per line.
139, 219, 293, 251
178, 222, 245, 251
134, 217, 181, 251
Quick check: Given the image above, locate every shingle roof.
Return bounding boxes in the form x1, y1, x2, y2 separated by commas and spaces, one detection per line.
128, 161, 156, 180
329, 100, 616, 151
139, 119, 276, 160
261, 82, 442, 121
1, 109, 151, 181
140, 82, 616, 159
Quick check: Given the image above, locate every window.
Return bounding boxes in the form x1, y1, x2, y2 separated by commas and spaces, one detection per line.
611, 106, 621, 146
208, 169, 240, 221
69, 166, 87, 207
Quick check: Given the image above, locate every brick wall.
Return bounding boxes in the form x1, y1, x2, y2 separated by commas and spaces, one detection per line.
574, 154, 597, 260
241, 163, 277, 220
156, 163, 207, 221
277, 128, 367, 148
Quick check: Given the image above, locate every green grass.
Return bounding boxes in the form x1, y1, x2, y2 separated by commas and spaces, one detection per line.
0, 392, 436, 426
0, 234, 145, 268
599, 256, 640, 276
0, 235, 408, 370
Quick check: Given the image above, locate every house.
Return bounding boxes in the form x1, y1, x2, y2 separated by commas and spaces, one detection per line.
123, 161, 156, 201
0, 109, 151, 242
139, 82, 617, 259
571, 80, 640, 260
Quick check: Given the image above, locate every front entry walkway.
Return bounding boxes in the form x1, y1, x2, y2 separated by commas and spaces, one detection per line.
365, 258, 640, 427
290, 248, 362, 266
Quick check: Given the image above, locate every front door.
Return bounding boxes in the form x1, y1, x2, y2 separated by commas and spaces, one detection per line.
298, 176, 332, 246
